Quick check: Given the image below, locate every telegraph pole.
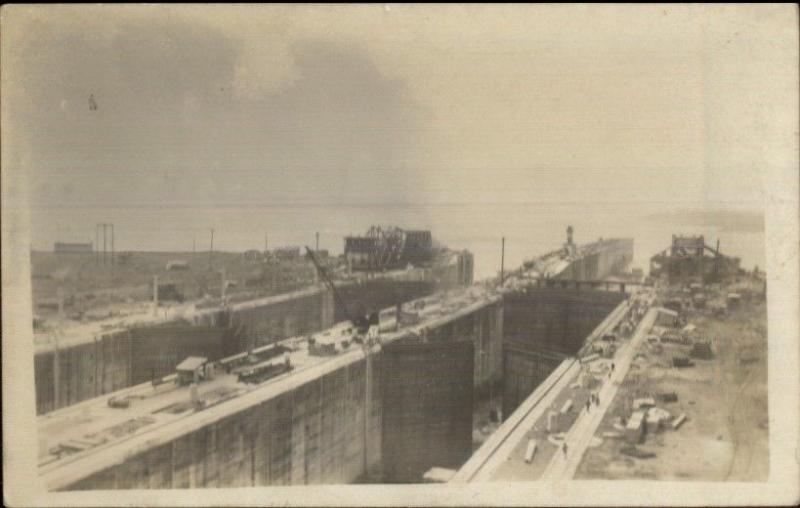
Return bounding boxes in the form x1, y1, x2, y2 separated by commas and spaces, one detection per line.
95, 225, 100, 266
316, 232, 320, 252
209, 229, 214, 269
500, 237, 505, 285
103, 224, 108, 265
110, 223, 115, 266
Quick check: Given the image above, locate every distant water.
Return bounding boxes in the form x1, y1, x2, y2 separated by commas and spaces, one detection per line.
31, 202, 765, 280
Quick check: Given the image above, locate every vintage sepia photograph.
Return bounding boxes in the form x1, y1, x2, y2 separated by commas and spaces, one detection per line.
2, 4, 798, 506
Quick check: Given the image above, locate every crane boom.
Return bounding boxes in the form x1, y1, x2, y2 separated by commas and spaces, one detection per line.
305, 247, 369, 332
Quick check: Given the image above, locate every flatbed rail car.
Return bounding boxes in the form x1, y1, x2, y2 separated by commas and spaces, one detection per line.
235, 358, 293, 384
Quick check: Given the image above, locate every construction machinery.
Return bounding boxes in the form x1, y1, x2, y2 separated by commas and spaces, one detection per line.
344, 226, 434, 273
305, 247, 377, 336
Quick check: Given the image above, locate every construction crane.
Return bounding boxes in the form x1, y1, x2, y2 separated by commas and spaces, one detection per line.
365, 225, 406, 272
305, 247, 376, 335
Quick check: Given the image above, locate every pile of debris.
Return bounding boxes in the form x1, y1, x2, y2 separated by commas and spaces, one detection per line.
606, 392, 688, 459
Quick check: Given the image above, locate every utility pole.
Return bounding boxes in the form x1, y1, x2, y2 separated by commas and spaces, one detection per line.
500, 237, 505, 285
110, 223, 115, 266
316, 232, 320, 252
57, 286, 65, 323
209, 228, 214, 269
221, 267, 227, 304
95, 225, 100, 266
264, 232, 268, 253
153, 275, 159, 316
103, 223, 108, 266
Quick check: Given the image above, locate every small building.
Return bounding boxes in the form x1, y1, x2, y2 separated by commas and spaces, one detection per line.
54, 242, 93, 254
274, 246, 301, 260
344, 236, 378, 271
176, 356, 208, 386
166, 260, 190, 271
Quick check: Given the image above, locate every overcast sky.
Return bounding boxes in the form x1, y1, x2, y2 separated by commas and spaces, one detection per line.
3, 4, 796, 209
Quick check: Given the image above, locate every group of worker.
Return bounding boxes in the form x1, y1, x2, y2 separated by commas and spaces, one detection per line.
584, 392, 602, 413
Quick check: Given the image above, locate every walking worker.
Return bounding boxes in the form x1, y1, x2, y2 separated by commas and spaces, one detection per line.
586, 399, 591, 413
562, 442, 568, 457
611, 362, 615, 372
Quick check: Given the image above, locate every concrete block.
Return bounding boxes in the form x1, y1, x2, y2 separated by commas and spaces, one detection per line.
547, 411, 558, 432
524, 439, 538, 464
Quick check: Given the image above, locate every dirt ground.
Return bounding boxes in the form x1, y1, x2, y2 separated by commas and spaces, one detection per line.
575, 284, 768, 481
30, 250, 331, 319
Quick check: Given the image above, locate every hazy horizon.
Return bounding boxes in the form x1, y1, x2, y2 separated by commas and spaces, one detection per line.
3, 4, 789, 276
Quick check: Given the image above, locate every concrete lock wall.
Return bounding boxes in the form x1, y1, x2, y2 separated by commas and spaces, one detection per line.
34, 291, 333, 415
381, 340, 475, 483
422, 300, 503, 395
503, 288, 625, 355
57, 296, 499, 490
35, 330, 133, 415
66, 356, 383, 490
219, 291, 335, 352
334, 280, 436, 323
502, 345, 567, 418
501, 288, 626, 417
556, 239, 634, 280
35, 276, 440, 416
128, 325, 235, 385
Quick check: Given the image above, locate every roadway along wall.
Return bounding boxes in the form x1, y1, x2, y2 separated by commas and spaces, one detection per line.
65, 355, 383, 489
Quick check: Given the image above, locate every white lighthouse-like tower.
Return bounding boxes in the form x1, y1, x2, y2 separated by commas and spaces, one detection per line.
564, 225, 577, 257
